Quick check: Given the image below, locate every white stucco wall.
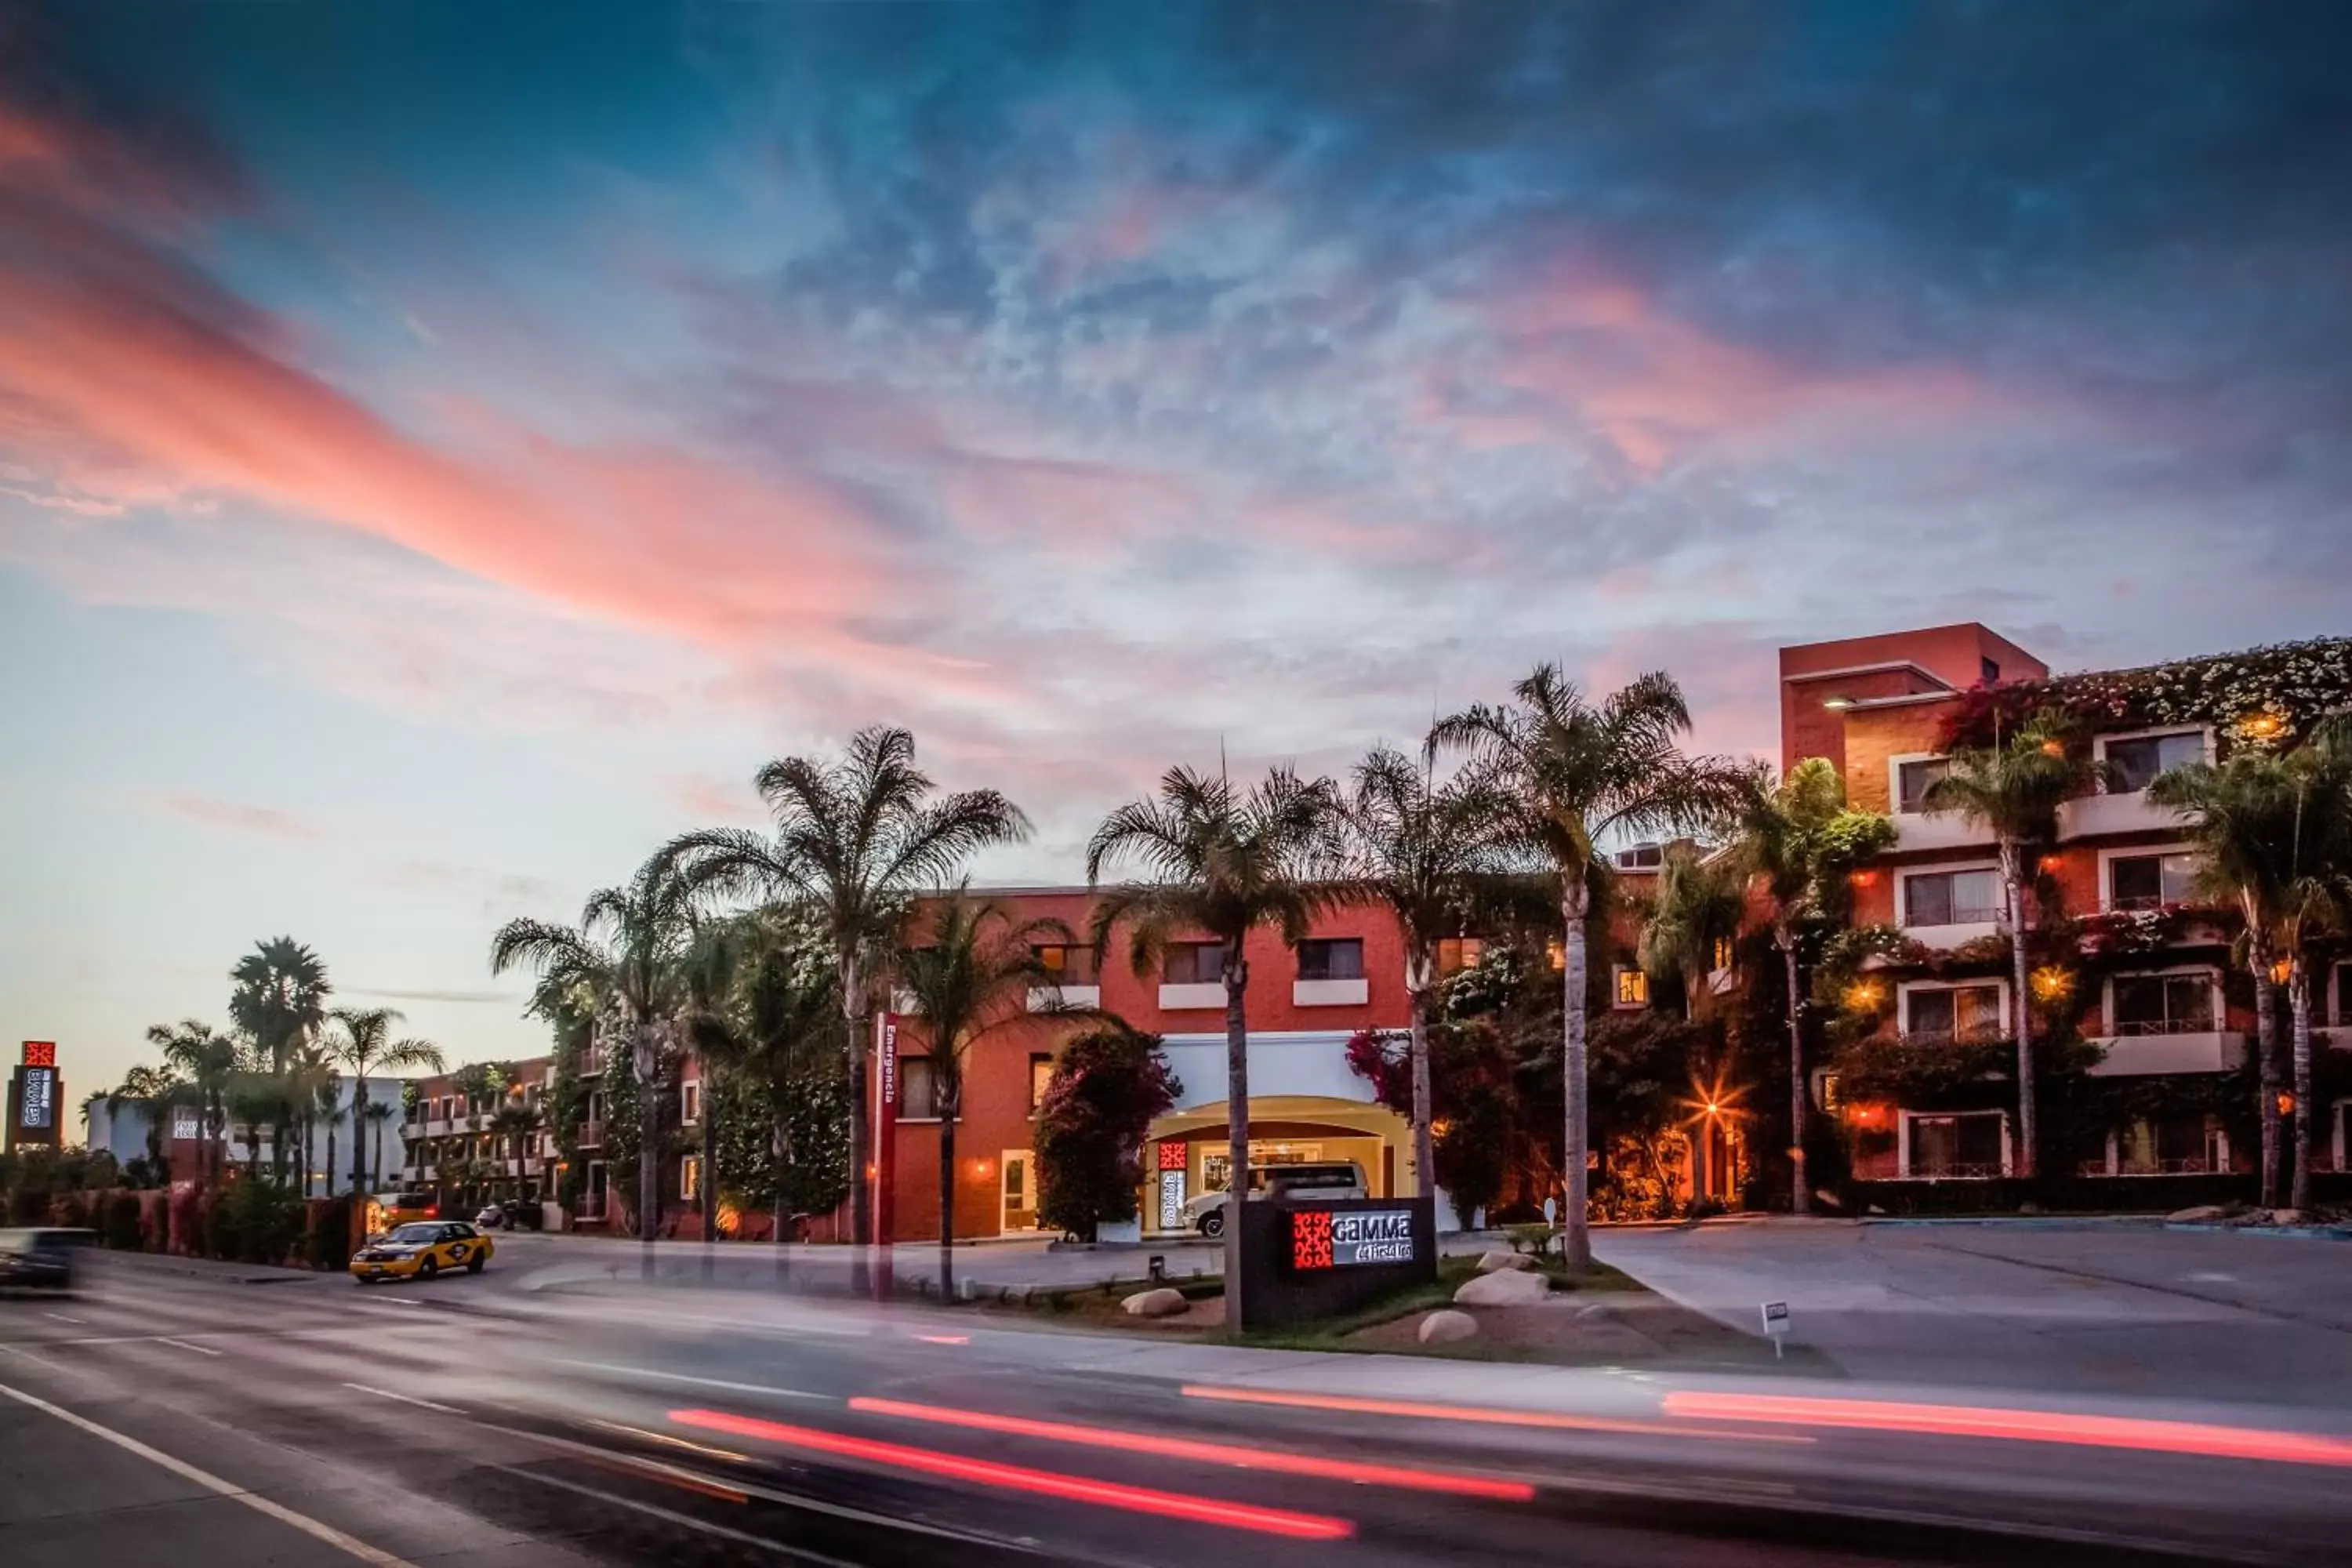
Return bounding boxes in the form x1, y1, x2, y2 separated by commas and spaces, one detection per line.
1157, 1030, 1373, 1112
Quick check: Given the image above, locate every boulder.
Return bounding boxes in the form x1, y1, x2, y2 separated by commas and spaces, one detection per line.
1454, 1268, 1551, 1307
1417, 1309, 1479, 1345
2271, 1208, 2304, 1226
1475, 1250, 1535, 1274
1120, 1287, 1189, 1319
2168, 1204, 2227, 1224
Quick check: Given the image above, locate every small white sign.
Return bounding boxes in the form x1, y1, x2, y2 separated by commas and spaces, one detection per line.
1761, 1301, 1791, 1337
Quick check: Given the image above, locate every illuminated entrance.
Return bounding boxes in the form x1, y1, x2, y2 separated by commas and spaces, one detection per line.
1142, 1095, 1417, 1237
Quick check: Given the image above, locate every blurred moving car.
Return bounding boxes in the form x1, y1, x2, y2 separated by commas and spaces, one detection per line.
1181, 1160, 1367, 1238
0, 1227, 91, 1292
350, 1220, 492, 1283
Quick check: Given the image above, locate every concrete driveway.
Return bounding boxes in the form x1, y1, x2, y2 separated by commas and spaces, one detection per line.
1595, 1219, 2352, 1410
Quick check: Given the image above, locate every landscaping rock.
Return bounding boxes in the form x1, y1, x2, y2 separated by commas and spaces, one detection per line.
2168, 1204, 2228, 1223
1120, 1287, 1189, 1318
1417, 1309, 1479, 1345
1454, 1268, 1550, 1307
1475, 1250, 1535, 1274
2272, 1208, 2304, 1226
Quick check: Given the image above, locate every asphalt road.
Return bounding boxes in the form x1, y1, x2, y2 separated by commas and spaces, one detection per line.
5, 1246, 2352, 1567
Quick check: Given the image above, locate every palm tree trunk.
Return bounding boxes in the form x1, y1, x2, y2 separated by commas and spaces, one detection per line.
1222, 955, 1251, 1334
2250, 942, 2281, 1206
2290, 965, 2314, 1213
636, 1024, 660, 1280
1407, 978, 1435, 1218
1999, 841, 2037, 1180
938, 1087, 957, 1301
326, 1120, 337, 1200
350, 1080, 369, 1192
1562, 878, 1593, 1272
701, 1065, 719, 1277
1781, 927, 1809, 1216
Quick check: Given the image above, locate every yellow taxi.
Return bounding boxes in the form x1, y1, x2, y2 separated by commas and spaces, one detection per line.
350, 1219, 493, 1284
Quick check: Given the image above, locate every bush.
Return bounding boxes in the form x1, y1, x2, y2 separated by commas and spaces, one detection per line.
1035, 1025, 1180, 1242
303, 1196, 354, 1272
220, 1181, 303, 1264
104, 1191, 143, 1250
47, 1191, 90, 1229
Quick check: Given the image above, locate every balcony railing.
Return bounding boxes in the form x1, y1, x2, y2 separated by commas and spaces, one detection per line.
2108, 1016, 2219, 1036
577, 1120, 604, 1148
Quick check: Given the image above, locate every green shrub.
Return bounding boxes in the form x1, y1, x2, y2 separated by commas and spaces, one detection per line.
221, 1181, 303, 1265
104, 1192, 143, 1250
47, 1191, 90, 1229
303, 1196, 354, 1272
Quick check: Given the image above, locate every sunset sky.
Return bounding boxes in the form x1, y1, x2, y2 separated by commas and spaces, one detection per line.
4, 3, 2347, 1092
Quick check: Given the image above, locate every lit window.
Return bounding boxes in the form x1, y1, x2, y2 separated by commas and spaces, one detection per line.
1436, 937, 1486, 976
1712, 936, 1734, 973
1613, 965, 1649, 1009
680, 1156, 701, 1201
1904, 984, 2005, 1041
1029, 1054, 1055, 1113
1032, 943, 1099, 985
1297, 938, 1364, 981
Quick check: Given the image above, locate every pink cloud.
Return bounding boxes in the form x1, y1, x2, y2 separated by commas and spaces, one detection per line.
151, 792, 325, 843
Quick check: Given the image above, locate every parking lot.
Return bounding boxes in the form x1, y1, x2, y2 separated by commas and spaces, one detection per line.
1596, 1218, 2352, 1409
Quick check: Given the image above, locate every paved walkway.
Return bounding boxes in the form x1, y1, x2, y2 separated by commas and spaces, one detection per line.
1595, 1218, 2352, 1410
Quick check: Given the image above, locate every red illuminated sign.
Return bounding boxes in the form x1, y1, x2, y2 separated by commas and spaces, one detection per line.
1157, 1140, 1187, 1171
1290, 1210, 1334, 1270
22, 1041, 56, 1067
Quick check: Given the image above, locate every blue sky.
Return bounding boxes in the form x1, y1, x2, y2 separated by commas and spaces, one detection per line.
2, 2, 2347, 1092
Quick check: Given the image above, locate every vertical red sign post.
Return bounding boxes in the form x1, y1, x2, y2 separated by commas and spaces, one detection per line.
872, 1014, 898, 1299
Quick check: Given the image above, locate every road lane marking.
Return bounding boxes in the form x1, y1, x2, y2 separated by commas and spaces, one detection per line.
42, 1312, 87, 1324
584, 1416, 756, 1465
495, 1465, 858, 1566
553, 1360, 830, 1402
0, 1379, 416, 1566
847, 1396, 1535, 1501
157, 1338, 223, 1356
670, 1407, 1355, 1540
343, 1382, 463, 1414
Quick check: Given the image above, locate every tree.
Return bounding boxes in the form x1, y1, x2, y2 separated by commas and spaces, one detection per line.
146, 1020, 241, 1185
491, 848, 699, 1271
1922, 710, 2098, 1179
1435, 667, 1747, 1269
1740, 758, 1896, 1213
230, 937, 331, 1184
1035, 1024, 1181, 1242
1089, 764, 1339, 1324
2153, 718, 2352, 1209
1636, 843, 1748, 1025
1329, 746, 1506, 1217
107, 1063, 191, 1181
313, 1074, 346, 1201
322, 1007, 444, 1194
487, 1102, 544, 1203
891, 887, 1073, 1298
666, 727, 1028, 1261
361, 1101, 398, 1195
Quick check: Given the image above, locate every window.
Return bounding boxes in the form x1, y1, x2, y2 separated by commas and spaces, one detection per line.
1980, 657, 2001, 685
1909, 1112, 2006, 1179
1711, 936, 1734, 973
2111, 973, 2216, 1036
2107, 851, 2199, 911
899, 1057, 940, 1120
680, 1156, 700, 1201
2104, 730, 2205, 793
1614, 843, 1664, 870
1297, 938, 1364, 981
1612, 965, 1649, 1009
1032, 943, 1098, 985
1904, 867, 2003, 926
1163, 942, 1229, 985
1436, 937, 1486, 976
1028, 1054, 1056, 1113
681, 1082, 701, 1124
1896, 757, 1951, 814
1904, 984, 2005, 1041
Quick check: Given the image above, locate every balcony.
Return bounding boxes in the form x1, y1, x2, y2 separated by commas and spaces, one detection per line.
1292, 978, 1370, 1007
577, 1120, 605, 1149
1900, 909, 2006, 950
577, 1049, 604, 1076
1158, 982, 1225, 1011
1028, 983, 1101, 1012
2057, 791, 2190, 841
2086, 1029, 2245, 1077
1892, 813, 1992, 854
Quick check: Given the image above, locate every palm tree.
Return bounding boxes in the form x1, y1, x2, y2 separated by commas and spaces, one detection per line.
107, 1063, 191, 1180
664, 727, 1029, 1255
492, 848, 699, 1272
487, 1102, 545, 1204
1329, 745, 1506, 1213
1636, 843, 1748, 1025
321, 1008, 444, 1195
1089, 764, 1341, 1323
892, 887, 1073, 1298
1741, 758, 1896, 1214
313, 1074, 347, 1199
2154, 719, 2352, 1210
361, 1101, 398, 1194
1435, 667, 1748, 1269
147, 1020, 241, 1185
230, 937, 331, 1183
1922, 710, 2098, 1180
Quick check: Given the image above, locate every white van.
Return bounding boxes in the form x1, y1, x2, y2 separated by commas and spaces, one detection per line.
1181, 1160, 1367, 1237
